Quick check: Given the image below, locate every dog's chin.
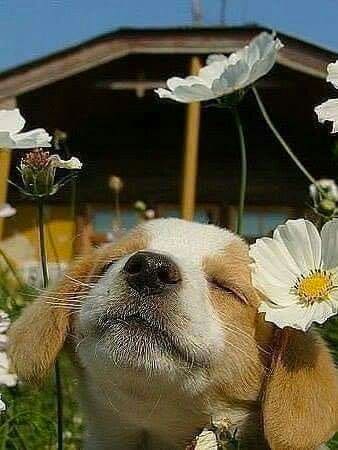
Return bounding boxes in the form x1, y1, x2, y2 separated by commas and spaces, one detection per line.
79, 302, 208, 375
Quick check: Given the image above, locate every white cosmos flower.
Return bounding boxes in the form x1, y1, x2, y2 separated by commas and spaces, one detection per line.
309, 178, 338, 202
155, 32, 283, 103
0, 203, 16, 218
315, 61, 338, 133
0, 109, 51, 148
250, 219, 338, 332
49, 154, 82, 170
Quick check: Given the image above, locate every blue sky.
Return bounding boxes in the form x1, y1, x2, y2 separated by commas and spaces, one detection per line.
0, 0, 337, 71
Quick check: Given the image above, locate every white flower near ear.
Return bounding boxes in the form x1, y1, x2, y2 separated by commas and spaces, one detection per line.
315, 61, 338, 133
0, 203, 16, 218
49, 154, 82, 170
155, 32, 283, 103
0, 109, 51, 148
250, 219, 338, 332
0, 394, 6, 412
309, 178, 338, 202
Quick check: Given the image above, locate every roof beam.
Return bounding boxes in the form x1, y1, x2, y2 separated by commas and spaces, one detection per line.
0, 30, 333, 99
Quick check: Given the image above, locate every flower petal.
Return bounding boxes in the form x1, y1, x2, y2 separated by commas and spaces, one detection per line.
327, 61, 338, 88
0, 311, 10, 333
259, 302, 310, 332
250, 237, 301, 283
195, 429, 218, 450
219, 58, 251, 92
0, 372, 18, 387
155, 88, 188, 103
0, 109, 25, 134
273, 219, 321, 272
252, 272, 295, 307
0, 395, 6, 412
10, 128, 52, 148
0, 203, 16, 218
172, 84, 216, 102
49, 155, 82, 170
315, 98, 338, 133
0, 131, 17, 149
321, 219, 338, 270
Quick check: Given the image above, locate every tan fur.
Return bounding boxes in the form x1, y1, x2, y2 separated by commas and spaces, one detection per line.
8, 228, 147, 383
8, 222, 338, 449
263, 330, 338, 450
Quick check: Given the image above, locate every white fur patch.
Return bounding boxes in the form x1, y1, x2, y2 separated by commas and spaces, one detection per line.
143, 218, 237, 264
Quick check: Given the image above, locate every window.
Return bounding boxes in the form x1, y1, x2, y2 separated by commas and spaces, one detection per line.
227, 206, 298, 240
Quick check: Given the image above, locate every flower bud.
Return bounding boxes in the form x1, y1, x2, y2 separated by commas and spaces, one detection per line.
134, 200, 147, 212
144, 209, 155, 220
19, 149, 56, 197
16, 149, 82, 198
109, 176, 123, 193
318, 198, 336, 216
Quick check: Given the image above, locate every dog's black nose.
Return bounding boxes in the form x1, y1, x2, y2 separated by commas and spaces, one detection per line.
124, 251, 181, 294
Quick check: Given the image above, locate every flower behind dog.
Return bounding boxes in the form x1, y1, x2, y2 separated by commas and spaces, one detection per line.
155, 31, 283, 104
0, 109, 51, 149
315, 61, 338, 133
309, 178, 338, 220
14, 148, 82, 198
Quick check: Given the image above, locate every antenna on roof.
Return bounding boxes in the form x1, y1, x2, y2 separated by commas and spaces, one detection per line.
220, 0, 227, 25
191, 0, 203, 25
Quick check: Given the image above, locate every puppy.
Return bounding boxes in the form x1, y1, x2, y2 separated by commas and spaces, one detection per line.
8, 219, 338, 449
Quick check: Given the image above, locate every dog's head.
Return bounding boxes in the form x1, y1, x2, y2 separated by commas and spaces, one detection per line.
8, 219, 338, 449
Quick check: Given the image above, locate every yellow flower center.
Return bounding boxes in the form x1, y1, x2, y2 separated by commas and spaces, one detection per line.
294, 269, 335, 304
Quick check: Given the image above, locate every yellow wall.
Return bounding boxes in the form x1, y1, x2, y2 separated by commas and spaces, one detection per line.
3, 204, 74, 264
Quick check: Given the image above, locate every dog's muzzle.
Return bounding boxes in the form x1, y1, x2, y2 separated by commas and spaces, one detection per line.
123, 251, 181, 295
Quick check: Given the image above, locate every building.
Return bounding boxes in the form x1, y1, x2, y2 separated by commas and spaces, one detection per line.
0, 26, 336, 268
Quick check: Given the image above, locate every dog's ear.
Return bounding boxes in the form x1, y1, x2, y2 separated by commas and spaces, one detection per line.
8, 253, 96, 384
262, 329, 338, 450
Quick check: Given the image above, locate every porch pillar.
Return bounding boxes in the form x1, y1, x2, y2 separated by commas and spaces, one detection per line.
181, 57, 202, 221
0, 97, 16, 239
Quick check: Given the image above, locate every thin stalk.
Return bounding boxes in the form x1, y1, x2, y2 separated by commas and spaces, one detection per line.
0, 247, 23, 288
63, 142, 77, 256
233, 108, 247, 234
37, 201, 49, 289
252, 86, 324, 193
114, 191, 121, 229
36, 200, 63, 450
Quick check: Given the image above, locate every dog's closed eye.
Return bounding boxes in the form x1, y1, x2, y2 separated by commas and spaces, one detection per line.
208, 279, 248, 304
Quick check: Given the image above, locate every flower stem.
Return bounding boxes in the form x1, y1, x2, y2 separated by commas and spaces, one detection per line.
37, 201, 49, 289
0, 247, 23, 288
252, 86, 323, 190
114, 191, 121, 229
233, 108, 247, 235
37, 200, 63, 450
63, 141, 77, 256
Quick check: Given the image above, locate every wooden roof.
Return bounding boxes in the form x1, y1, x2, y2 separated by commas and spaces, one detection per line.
0, 26, 337, 100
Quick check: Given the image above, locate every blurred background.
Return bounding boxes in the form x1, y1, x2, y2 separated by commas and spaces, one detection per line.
0, 0, 337, 279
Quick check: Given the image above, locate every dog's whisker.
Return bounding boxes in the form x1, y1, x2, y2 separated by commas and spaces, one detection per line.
64, 274, 95, 288
223, 323, 271, 356
45, 301, 82, 309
